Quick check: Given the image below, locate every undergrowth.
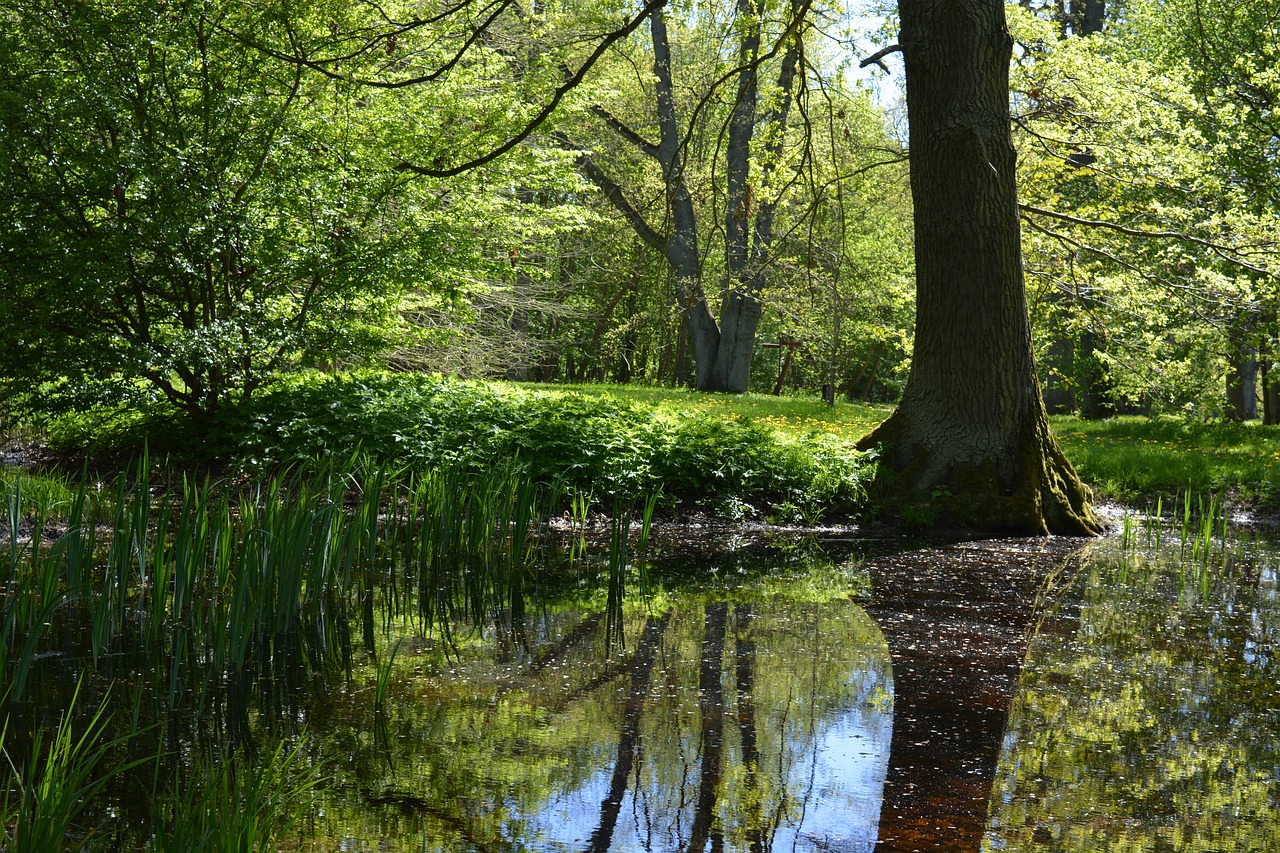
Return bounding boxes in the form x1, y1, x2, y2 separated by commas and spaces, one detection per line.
31, 372, 881, 523
21, 373, 1280, 520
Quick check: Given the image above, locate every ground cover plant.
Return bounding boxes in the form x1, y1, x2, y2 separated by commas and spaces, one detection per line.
20, 372, 1280, 521
33, 372, 883, 524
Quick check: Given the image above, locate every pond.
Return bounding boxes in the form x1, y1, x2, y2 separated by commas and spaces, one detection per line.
5, 500, 1280, 851
298, 523, 1280, 852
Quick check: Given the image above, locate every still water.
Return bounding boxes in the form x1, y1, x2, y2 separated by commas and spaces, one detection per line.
294, 526, 1280, 852
985, 531, 1280, 852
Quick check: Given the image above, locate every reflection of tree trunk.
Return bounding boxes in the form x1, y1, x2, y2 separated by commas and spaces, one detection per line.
864, 541, 1083, 852
687, 603, 728, 852
734, 604, 764, 853
529, 612, 605, 675
584, 610, 671, 853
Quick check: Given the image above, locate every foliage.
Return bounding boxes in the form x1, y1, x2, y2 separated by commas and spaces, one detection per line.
0, 685, 141, 852
112, 371, 881, 520
538, 0, 915, 393
147, 739, 324, 852
0, 0, 593, 423
1008, 3, 1280, 418
989, 535, 1280, 850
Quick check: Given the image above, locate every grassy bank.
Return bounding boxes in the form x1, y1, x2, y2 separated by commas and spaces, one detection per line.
16, 373, 1280, 519
522, 388, 1280, 517
1050, 415, 1280, 513
27, 373, 883, 524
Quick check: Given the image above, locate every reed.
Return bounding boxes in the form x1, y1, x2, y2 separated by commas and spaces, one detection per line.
1, 683, 146, 852
146, 738, 324, 852
1, 454, 579, 726
1, 452, 666, 846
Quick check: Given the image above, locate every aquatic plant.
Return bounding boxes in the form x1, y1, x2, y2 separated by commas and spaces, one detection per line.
0, 448, 674, 849
146, 738, 324, 852
1, 683, 144, 852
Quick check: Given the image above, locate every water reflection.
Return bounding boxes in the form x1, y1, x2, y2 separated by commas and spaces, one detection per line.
308, 566, 893, 852
987, 532, 1280, 852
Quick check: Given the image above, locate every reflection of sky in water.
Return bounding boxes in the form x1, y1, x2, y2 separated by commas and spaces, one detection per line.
774, 711, 892, 852
523, 673, 891, 852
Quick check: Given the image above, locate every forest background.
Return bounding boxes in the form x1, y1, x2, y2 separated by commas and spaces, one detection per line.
1, 0, 1278, 512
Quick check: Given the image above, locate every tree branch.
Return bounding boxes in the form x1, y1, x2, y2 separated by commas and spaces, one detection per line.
1020, 213, 1248, 319
590, 104, 660, 158
1019, 202, 1278, 279
859, 43, 901, 73
553, 132, 668, 255
387, 0, 669, 177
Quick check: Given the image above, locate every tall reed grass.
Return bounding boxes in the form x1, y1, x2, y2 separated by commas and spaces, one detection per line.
1, 452, 657, 847
1119, 489, 1231, 586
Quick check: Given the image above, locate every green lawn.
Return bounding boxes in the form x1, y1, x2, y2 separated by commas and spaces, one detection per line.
21, 374, 1280, 516
536, 383, 892, 444
1050, 415, 1280, 511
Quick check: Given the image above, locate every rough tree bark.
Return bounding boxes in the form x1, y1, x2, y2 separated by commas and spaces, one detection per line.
856, 0, 1101, 536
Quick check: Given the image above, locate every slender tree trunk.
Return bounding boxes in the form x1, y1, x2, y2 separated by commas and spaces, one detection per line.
1068, 0, 1105, 35
506, 265, 531, 381
856, 0, 1100, 536
713, 2, 804, 392
1266, 371, 1280, 425
573, 4, 806, 394
1262, 333, 1280, 425
1078, 328, 1114, 419
1225, 327, 1256, 421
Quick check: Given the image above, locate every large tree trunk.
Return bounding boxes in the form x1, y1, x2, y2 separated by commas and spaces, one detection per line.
857, 0, 1100, 536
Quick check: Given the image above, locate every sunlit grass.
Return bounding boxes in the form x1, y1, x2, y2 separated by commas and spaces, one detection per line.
17, 372, 1279, 515
533, 382, 893, 444
541, 386, 1280, 513
1050, 415, 1280, 511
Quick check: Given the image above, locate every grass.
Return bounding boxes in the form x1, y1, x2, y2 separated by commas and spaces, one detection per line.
535, 382, 892, 444
1051, 415, 1280, 513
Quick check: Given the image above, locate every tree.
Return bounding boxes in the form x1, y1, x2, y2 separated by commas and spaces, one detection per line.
0, 0, 664, 422
856, 0, 1100, 535
1009, 2, 1280, 421
560, 0, 812, 392
0, 0, 424, 423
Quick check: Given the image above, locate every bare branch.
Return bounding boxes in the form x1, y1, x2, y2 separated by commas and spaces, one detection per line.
859, 43, 901, 73
1020, 213, 1248, 322
590, 104, 661, 159
392, 0, 667, 177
